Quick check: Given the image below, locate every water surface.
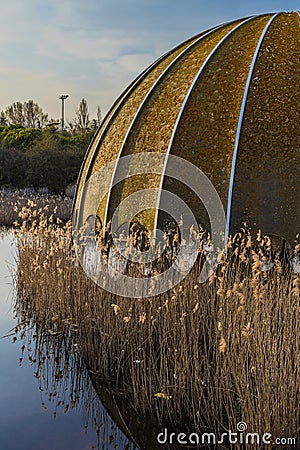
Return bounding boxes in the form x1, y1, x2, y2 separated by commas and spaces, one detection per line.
0, 230, 137, 450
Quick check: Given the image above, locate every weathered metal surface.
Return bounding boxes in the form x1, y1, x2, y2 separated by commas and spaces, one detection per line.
74, 11, 300, 245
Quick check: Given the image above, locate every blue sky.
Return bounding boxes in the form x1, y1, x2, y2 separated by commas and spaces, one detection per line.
0, 0, 299, 122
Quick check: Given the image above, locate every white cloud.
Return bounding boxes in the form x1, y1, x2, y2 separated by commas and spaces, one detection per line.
2, 0, 298, 124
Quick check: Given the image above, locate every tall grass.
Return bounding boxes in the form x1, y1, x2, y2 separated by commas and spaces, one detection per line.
0, 189, 72, 227
12, 303, 138, 449
15, 205, 300, 447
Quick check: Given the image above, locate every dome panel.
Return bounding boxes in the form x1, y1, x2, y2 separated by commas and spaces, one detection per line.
230, 12, 300, 242
77, 34, 204, 223
159, 14, 272, 232
106, 18, 244, 230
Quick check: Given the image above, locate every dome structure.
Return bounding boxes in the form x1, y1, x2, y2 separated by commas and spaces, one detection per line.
73, 11, 299, 246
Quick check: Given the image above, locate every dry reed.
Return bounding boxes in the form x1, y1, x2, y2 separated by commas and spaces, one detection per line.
0, 189, 72, 227
15, 205, 300, 448
12, 306, 137, 449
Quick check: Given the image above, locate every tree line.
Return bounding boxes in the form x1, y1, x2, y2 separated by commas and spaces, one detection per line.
0, 99, 101, 193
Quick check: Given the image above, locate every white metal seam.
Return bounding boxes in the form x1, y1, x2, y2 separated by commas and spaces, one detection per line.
153, 14, 258, 236
225, 12, 279, 241
103, 20, 237, 227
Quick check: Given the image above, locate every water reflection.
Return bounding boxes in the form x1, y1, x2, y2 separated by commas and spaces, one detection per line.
0, 231, 151, 450
11, 224, 170, 450
12, 317, 139, 450
12, 301, 168, 450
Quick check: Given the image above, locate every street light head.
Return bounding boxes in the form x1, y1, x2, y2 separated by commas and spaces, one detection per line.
59, 95, 69, 131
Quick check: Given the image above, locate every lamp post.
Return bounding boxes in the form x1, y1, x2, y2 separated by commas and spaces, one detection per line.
59, 95, 69, 131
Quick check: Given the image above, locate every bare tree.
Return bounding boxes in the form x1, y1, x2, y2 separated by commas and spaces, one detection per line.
1, 100, 48, 128
72, 98, 90, 132
0, 111, 7, 126
96, 105, 102, 126
89, 105, 103, 132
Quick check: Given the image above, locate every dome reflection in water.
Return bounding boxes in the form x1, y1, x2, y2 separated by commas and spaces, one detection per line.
14, 294, 166, 450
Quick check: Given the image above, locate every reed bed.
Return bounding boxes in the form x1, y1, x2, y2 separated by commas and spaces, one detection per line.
15, 205, 300, 447
12, 307, 137, 450
0, 189, 72, 227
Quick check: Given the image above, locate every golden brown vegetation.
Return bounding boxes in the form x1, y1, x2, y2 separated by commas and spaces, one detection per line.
12, 305, 138, 449
0, 190, 72, 227
15, 205, 300, 447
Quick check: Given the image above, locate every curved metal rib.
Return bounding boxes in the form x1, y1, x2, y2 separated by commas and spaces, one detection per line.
73, 29, 209, 219
73, 51, 171, 203
153, 15, 257, 237
73, 32, 216, 229
74, 20, 228, 197
102, 19, 241, 228
104, 16, 253, 230
225, 13, 279, 241
79, 32, 205, 175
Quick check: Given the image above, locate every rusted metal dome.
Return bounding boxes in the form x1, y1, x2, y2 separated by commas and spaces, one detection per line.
74, 11, 299, 245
